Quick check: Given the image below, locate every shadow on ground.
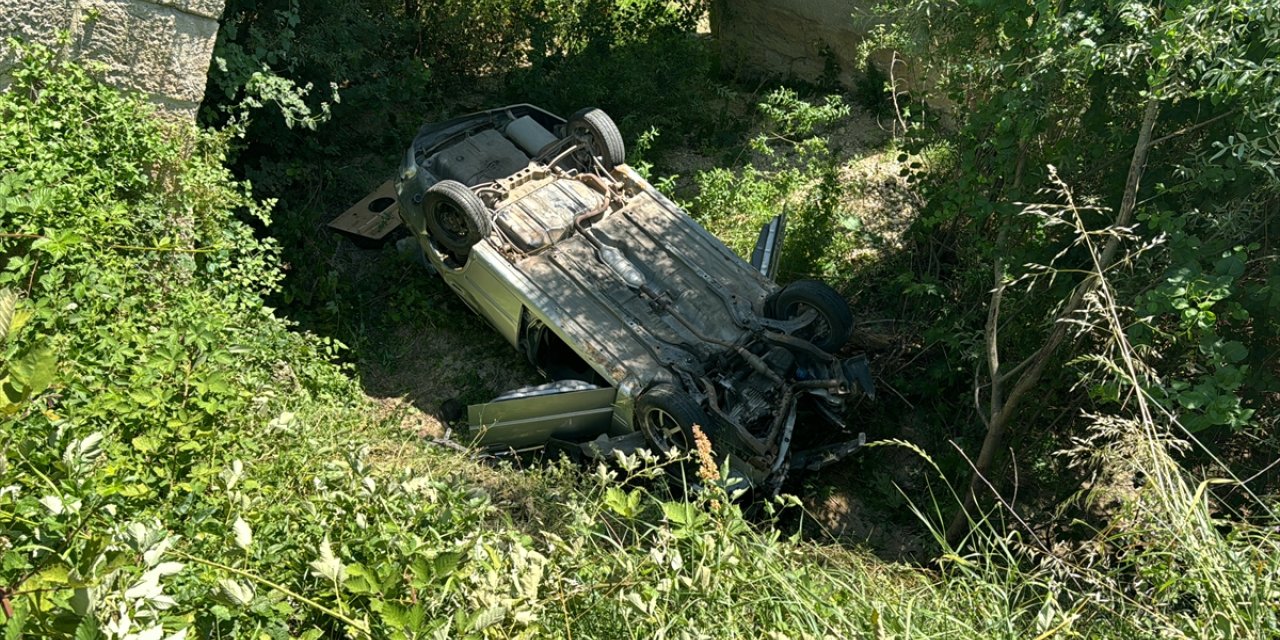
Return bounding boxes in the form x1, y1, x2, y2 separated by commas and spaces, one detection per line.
309, 238, 538, 437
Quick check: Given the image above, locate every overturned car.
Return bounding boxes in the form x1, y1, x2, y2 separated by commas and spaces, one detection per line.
395, 104, 873, 492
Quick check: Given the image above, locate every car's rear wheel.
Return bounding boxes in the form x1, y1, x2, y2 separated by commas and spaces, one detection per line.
567, 108, 625, 170
422, 180, 491, 258
766, 280, 853, 353
636, 384, 709, 455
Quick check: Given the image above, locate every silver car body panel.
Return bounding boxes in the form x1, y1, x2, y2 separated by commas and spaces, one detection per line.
466, 386, 617, 449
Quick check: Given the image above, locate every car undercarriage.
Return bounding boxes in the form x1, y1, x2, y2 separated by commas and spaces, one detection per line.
372, 104, 875, 492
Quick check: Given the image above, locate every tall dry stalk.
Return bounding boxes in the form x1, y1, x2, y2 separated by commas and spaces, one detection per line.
947, 98, 1161, 545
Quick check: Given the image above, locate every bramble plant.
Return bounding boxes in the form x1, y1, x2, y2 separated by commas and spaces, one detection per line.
0, 289, 54, 419
870, 0, 1279, 433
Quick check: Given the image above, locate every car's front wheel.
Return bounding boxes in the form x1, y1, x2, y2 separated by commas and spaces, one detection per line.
636, 384, 709, 455
422, 180, 491, 258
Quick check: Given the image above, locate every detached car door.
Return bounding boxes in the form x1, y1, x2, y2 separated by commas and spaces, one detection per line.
464, 381, 617, 451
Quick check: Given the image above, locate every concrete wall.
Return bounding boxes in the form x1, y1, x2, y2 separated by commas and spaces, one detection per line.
0, 0, 225, 117
711, 0, 877, 90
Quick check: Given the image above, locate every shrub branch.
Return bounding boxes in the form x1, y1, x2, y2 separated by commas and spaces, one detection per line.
947, 97, 1162, 546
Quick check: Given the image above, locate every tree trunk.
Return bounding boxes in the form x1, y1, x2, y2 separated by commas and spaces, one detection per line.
945, 97, 1162, 546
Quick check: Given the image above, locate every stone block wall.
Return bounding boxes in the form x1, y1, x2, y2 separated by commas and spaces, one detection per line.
711, 1, 951, 115
711, 0, 876, 90
0, 0, 225, 117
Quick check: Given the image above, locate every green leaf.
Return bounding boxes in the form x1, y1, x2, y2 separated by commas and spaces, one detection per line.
623, 591, 648, 614
0, 289, 16, 340
202, 373, 231, 395
1178, 390, 1211, 410
9, 340, 55, 396
5, 309, 31, 342
661, 501, 707, 530
73, 613, 101, 640
30, 230, 83, 259
216, 578, 255, 607
309, 538, 346, 583
115, 483, 152, 498
129, 388, 161, 407
65, 432, 106, 467
73, 536, 109, 582
470, 606, 506, 632
433, 551, 462, 578
603, 487, 641, 518
4, 598, 25, 640
71, 587, 93, 617
268, 411, 297, 430
1219, 341, 1248, 363
40, 495, 66, 515
411, 551, 462, 588
343, 564, 378, 595
0, 378, 24, 413
232, 516, 253, 551
1215, 254, 1246, 278
131, 435, 161, 454
378, 602, 415, 630
32, 564, 70, 586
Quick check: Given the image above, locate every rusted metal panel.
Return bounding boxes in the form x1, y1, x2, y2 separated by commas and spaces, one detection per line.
509, 185, 774, 386
328, 179, 402, 240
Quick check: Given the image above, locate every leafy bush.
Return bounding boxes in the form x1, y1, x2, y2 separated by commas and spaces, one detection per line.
0, 42, 354, 637
206, 0, 707, 141
499, 1, 725, 151
686, 89, 862, 284
870, 0, 1280, 437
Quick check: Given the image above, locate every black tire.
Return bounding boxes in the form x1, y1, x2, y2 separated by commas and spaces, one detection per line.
440, 398, 465, 423
765, 280, 853, 352
422, 180, 491, 257
566, 107, 626, 169
636, 384, 710, 454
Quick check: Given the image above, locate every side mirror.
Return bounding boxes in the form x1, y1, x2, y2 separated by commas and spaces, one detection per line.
749, 212, 787, 280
